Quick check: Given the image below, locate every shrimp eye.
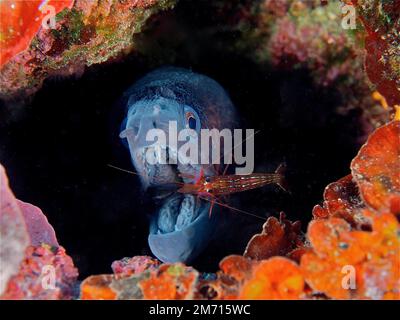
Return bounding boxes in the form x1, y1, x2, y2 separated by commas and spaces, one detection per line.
186, 112, 197, 130
205, 177, 211, 183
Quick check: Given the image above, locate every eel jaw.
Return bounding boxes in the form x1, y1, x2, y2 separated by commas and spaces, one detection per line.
132, 145, 218, 264
148, 194, 218, 264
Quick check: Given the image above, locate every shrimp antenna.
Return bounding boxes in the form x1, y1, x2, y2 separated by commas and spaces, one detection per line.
197, 195, 267, 221
107, 164, 184, 186
107, 164, 142, 176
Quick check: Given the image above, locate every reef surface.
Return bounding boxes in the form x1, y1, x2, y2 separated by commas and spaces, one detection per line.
0, 0, 399, 300
0, 0, 177, 99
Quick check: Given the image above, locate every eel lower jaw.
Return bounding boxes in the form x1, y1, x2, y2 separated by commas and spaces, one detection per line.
148, 193, 217, 264
153, 193, 203, 234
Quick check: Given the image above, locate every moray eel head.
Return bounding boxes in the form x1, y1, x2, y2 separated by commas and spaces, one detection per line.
120, 67, 238, 263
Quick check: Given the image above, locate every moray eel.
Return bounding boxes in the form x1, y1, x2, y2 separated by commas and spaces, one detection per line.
120, 67, 238, 263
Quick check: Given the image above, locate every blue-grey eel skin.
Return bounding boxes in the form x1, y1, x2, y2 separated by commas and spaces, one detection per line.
120, 67, 239, 263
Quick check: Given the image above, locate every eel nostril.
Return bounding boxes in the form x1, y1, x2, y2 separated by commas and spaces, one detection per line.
152, 121, 157, 128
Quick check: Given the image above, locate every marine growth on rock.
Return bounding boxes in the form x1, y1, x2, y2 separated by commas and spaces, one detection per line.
0, 0, 399, 302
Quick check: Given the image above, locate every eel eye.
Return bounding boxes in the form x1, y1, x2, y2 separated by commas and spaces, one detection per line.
186, 112, 197, 130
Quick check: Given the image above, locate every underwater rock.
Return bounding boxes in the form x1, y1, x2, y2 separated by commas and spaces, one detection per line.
193, 255, 254, 300
190, 0, 388, 132
0, 0, 74, 67
219, 255, 253, 284
0, 164, 77, 299
301, 212, 400, 299
0, 0, 177, 99
200, 255, 254, 300
240, 257, 305, 300
111, 256, 160, 278
300, 119, 400, 300
1, 244, 78, 300
80, 270, 152, 300
81, 261, 198, 300
109, 272, 151, 300
81, 256, 160, 300
0, 165, 60, 249
17, 200, 59, 247
351, 120, 400, 211
312, 175, 367, 227
255, 0, 391, 129
347, 0, 400, 108
0, 164, 30, 295
80, 274, 117, 300
244, 212, 304, 261
138, 263, 199, 299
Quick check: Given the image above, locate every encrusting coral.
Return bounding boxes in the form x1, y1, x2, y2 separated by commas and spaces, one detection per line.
190, 0, 393, 137
0, 0, 177, 99
345, 0, 400, 108
0, 0, 74, 67
0, 165, 30, 295
1, 245, 78, 300
243, 212, 306, 263
0, 164, 78, 300
260, 0, 394, 128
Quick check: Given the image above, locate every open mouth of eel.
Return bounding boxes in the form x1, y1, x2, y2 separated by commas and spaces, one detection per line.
134, 145, 217, 263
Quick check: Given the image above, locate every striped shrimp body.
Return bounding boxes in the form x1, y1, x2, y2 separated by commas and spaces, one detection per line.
177, 164, 287, 217
203, 172, 285, 196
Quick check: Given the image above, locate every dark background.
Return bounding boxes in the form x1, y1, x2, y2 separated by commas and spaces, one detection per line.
0, 1, 365, 279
